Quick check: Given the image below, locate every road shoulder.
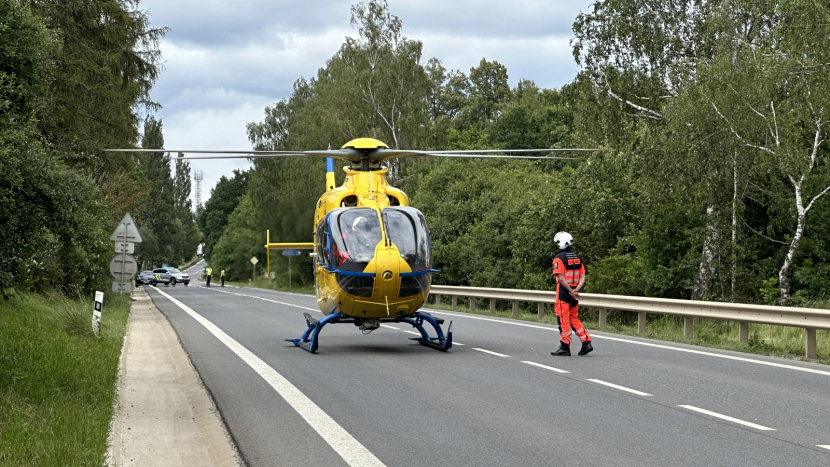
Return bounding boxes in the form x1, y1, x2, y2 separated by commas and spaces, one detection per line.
107, 288, 241, 467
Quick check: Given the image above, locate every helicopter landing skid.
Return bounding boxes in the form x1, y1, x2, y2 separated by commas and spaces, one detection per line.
285, 312, 342, 353
401, 312, 453, 351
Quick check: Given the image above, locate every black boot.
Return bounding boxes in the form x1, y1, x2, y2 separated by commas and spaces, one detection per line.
578, 340, 593, 356
551, 341, 571, 356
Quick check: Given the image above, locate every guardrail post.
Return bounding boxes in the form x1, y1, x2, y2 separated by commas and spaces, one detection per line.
538, 303, 545, 320
452, 296, 457, 311
512, 300, 518, 317
469, 297, 475, 312
638, 312, 646, 335
490, 298, 496, 314
806, 328, 817, 359
739, 322, 749, 344
435, 294, 441, 306
599, 308, 607, 328
683, 316, 694, 339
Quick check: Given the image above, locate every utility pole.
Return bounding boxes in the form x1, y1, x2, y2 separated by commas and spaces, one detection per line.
194, 171, 204, 210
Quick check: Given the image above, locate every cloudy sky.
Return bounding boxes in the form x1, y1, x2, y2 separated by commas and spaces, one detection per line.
139, 0, 595, 206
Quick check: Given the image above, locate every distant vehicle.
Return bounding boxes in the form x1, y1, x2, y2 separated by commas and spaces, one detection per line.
166, 267, 190, 286
135, 270, 155, 287
151, 268, 172, 286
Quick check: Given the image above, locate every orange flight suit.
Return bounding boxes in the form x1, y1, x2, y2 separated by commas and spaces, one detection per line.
552, 251, 591, 345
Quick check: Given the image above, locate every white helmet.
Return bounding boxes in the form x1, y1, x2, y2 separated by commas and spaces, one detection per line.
553, 231, 573, 250
352, 216, 367, 231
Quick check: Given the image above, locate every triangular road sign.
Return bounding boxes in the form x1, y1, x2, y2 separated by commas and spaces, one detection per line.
110, 213, 143, 242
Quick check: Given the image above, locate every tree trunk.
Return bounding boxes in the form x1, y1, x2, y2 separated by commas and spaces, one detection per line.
693, 188, 718, 300
779, 211, 806, 306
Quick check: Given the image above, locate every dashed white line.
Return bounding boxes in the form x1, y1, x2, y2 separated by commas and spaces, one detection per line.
817, 445, 830, 450
151, 287, 386, 466
424, 308, 830, 377
368, 324, 465, 344
587, 379, 652, 396
678, 405, 775, 431
521, 361, 570, 373
473, 348, 509, 358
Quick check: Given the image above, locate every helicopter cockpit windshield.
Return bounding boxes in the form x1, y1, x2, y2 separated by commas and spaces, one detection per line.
329, 208, 383, 272
382, 207, 431, 272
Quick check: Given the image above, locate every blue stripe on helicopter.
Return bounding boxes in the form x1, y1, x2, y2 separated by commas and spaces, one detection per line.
399, 269, 440, 277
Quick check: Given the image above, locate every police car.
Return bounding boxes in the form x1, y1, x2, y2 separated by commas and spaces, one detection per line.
151, 268, 173, 286
165, 267, 190, 286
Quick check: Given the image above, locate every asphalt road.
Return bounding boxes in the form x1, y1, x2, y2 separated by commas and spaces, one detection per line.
145, 261, 830, 466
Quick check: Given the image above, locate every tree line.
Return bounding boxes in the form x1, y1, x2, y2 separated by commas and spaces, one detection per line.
202, 0, 830, 307
0, 0, 196, 297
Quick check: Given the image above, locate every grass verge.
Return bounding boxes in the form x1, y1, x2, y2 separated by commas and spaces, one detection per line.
0, 291, 131, 466
427, 297, 830, 365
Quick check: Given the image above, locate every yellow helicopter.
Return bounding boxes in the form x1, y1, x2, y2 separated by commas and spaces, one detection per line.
107, 139, 601, 353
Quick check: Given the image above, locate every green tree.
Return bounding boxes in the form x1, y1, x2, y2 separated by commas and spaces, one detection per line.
135, 116, 177, 267
173, 152, 199, 262
210, 195, 265, 281
699, 1, 830, 305
0, 0, 109, 294
197, 170, 249, 260
25, 0, 167, 164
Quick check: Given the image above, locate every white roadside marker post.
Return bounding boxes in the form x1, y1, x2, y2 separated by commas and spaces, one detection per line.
92, 291, 104, 337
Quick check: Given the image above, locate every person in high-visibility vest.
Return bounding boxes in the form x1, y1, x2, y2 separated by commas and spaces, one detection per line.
221, 269, 225, 287
205, 267, 213, 287
550, 232, 593, 356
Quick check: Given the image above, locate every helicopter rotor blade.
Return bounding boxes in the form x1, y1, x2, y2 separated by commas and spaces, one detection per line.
102, 148, 363, 162
367, 147, 606, 163
426, 154, 581, 160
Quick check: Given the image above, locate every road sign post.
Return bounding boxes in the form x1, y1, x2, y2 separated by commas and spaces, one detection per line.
282, 250, 301, 292
110, 213, 142, 295
251, 256, 258, 282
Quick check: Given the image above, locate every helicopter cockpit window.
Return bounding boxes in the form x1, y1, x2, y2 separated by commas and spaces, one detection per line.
329, 208, 383, 272
381, 207, 431, 272
315, 220, 329, 267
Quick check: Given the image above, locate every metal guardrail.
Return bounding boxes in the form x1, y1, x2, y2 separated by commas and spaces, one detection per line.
428, 285, 830, 358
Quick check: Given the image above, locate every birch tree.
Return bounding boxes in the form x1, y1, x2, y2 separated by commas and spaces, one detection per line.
337, 0, 431, 179
572, 0, 777, 300
703, 1, 830, 305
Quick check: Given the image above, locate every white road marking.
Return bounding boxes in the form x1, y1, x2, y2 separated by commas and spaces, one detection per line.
207, 287, 320, 313
473, 348, 509, 358
522, 361, 570, 373
678, 405, 775, 431
151, 288, 386, 467
378, 324, 463, 344
587, 379, 651, 396
816, 445, 830, 450
424, 308, 830, 377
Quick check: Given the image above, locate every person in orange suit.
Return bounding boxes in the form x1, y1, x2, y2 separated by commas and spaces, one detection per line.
551, 232, 593, 356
